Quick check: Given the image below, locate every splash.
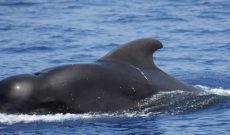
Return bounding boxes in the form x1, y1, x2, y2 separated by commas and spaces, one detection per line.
0, 113, 122, 125
0, 112, 148, 125
0, 85, 229, 125
196, 85, 230, 96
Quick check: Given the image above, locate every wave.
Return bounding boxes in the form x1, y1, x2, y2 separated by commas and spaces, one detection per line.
0, 2, 40, 7
195, 85, 230, 96
0, 85, 229, 125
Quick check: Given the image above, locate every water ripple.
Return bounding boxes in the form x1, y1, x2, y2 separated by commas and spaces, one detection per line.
0, 0, 229, 134
1, 46, 54, 54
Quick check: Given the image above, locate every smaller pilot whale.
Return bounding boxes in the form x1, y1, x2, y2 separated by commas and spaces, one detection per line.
0, 38, 198, 114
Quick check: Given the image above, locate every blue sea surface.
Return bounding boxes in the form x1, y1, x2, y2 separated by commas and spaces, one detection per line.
0, 0, 230, 134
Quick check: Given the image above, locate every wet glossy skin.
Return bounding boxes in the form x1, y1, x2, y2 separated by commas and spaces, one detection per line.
0, 38, 198, 114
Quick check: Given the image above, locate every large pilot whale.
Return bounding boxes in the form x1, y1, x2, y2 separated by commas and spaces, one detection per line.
0, 38, 198, 114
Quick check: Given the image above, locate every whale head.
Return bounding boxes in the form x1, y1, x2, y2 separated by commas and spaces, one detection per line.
0, 74, 41, 113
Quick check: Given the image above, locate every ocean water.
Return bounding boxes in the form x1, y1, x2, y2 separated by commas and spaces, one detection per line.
0, 0, 230, 134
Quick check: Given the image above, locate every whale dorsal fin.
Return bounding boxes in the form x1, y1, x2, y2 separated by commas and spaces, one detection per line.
99, 38, 163, 68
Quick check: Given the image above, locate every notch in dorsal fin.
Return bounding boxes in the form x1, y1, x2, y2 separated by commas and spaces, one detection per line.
98, 38, 163, 68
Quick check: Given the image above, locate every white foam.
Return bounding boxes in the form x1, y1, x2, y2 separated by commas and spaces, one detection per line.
0, 113, 116, 125
0, 112, 148, 125
196, 85, 230, 96
0, 113, 79, 125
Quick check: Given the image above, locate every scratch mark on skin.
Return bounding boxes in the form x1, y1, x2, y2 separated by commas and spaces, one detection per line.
130, 65, 149, 80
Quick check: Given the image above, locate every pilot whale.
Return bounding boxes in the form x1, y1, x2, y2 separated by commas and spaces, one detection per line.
0, 38, 198, 114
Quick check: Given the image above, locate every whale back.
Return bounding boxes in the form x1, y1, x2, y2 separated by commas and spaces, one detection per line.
99, 38, 163, 68
99, 38, 198, 92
